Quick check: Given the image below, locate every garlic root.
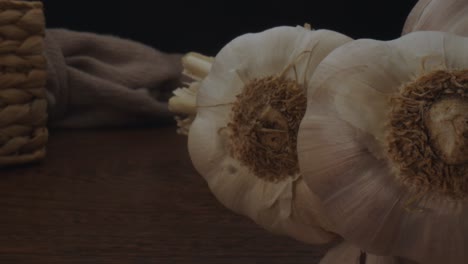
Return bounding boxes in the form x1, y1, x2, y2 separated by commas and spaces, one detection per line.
187, 26, 352, 244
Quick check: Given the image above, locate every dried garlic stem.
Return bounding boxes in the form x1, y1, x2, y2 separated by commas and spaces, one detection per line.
168, 52, 214, 135
182, 52, 213, 81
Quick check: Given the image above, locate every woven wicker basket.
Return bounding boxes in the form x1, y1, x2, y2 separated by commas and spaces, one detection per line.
0, 0, 47, 167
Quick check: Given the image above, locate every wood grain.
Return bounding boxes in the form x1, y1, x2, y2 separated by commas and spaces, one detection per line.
0, 127, 330, 263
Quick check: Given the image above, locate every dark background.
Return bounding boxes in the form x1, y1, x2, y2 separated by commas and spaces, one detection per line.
41, 1, 418, 55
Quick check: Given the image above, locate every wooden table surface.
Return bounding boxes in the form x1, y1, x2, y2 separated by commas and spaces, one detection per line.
0, 126, 331, 264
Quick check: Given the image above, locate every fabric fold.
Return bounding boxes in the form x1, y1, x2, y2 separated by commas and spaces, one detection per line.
45, 29, 183, 127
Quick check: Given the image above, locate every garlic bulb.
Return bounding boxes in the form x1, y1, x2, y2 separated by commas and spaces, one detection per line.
298, 31, 468, 263
187, 26, 352, 244
319, 242, 410, 264
403, 0, 468, 36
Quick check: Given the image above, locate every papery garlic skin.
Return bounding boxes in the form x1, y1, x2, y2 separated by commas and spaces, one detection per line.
403, 0, 468, 36
298, 31, 468, 264
319, 242, 408, 264
188, 26, 352, 244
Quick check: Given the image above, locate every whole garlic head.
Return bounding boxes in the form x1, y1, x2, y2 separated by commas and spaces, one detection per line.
298, 31, 468, 263
403, 0, 468, 36
188, 26, 352, 244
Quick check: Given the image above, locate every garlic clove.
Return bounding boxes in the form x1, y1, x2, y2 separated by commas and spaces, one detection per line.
188, 25, 352, 244
319, 242, 406, 264
403, 0, 468, 36
298, 31, 468, 263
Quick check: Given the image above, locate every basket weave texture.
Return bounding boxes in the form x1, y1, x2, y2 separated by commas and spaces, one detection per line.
0, 0, 47, 167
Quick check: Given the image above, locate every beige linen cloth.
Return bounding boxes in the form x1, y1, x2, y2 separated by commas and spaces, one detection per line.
45, 29, 183, 127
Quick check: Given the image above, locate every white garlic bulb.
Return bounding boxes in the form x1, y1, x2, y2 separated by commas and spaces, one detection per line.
187, 26, 352, 244
319, 242, 410, 264
298, 31, 468, 263
403, 0, 468, 36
